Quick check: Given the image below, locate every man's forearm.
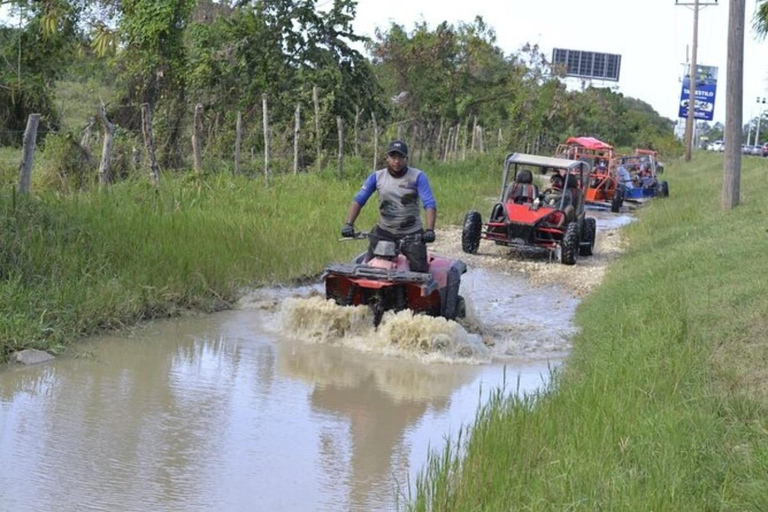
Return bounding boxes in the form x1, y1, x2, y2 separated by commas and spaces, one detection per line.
345, 201, 362, 225
425, 208, 436, 230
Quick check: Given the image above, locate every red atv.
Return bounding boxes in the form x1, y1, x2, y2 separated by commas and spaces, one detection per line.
461, 153, 596, 265
323, 233, 467, 327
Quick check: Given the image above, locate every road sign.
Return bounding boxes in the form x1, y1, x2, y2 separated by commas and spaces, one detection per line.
678, 64, 718, 121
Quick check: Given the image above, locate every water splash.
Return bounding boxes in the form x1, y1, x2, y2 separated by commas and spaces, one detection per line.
278, 296, 490, 364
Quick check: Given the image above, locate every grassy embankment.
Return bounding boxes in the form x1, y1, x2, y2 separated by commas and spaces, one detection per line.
0, 155, 501, 360
412, 154, 768, 511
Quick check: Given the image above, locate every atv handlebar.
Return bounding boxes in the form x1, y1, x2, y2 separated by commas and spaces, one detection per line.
339, 231, 432, 244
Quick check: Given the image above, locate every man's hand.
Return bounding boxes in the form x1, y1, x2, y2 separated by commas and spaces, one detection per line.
341, 223, 355, 238
423, 229, 436, 243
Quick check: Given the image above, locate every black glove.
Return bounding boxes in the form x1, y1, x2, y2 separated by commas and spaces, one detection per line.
423, 229, 436, 243
341, 223, 355, 238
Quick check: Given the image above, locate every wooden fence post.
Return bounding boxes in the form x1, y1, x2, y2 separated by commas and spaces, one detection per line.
435, 118, 444, 161
337, 116, 344, 176
17, 113, 40, 195
454, 124, 461, 161
498, 127, 504, 148
461, 121, 469, 160
192, 103, 203, 175
234, 110, 242, 175
354, 105, 361, 157
262, 93, 270, 182
372, 111, 378, 170
140, 103, 160, 186
294, 103, 301, 175
443, 126, 453, 162
80, 117, 96, 165
313, 85, 321, 173
411, 124, 419, 164
97, 104, 115, 186
397, 123, 403, 140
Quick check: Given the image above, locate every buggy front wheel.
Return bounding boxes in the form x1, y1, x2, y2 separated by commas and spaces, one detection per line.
560, 222, 579, 265
462, 211, 483, 254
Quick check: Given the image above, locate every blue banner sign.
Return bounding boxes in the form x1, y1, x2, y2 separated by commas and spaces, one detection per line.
678, 65, 718, 121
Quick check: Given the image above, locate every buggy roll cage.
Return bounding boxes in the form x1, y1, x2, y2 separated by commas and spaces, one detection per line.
502, 153, 591, 213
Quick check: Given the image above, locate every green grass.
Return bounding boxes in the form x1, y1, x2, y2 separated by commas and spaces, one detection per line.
410, 153, 768, 511
0, 154, 500, 359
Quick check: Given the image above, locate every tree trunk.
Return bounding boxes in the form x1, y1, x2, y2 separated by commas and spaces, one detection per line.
372, 111, 378, 170
17, 113, 40, 195
471, 115, 478, 153
97, 104, 115, 186
140, 103, 160, 186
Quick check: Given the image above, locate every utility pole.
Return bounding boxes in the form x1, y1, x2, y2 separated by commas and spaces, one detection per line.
722, 0, 744, 210
676, 0, 719, 161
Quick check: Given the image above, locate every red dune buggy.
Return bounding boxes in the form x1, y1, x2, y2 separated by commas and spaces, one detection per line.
461, 153, 596, 265
555, 136, 620, 212
323, 233, 467, 327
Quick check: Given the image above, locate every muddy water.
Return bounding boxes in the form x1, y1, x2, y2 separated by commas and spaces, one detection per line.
0, 270, 583, 511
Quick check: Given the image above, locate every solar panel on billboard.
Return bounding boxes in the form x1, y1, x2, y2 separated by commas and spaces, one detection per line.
552, 48, 622, 82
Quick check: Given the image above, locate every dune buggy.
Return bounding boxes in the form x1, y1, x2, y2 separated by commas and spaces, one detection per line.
555, 136, 620, 211
461, 153, 596, 265
610, 154, 669, 211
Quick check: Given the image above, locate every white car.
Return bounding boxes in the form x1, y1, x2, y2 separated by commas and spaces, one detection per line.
710, 140, 724, 152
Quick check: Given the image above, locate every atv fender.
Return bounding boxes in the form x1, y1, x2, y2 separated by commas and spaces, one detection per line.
439, 260, 467, 320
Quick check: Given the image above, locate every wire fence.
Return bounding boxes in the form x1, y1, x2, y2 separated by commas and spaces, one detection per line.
1, 106, 556, 194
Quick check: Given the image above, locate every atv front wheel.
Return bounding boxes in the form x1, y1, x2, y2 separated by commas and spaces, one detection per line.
579, 217, 596, 256
455, 296, 466, 319
660, 181, 669, 197
370, 293, 386, 328
462, 211, 483, 254
560, 222, 579, 265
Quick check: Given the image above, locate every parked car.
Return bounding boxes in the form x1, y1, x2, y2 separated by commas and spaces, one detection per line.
763, 143, 768, 157
710, 140, 724, 152
751, 145, 763, 156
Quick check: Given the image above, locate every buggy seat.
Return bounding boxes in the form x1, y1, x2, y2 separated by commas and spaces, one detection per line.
505, 169, 539, 204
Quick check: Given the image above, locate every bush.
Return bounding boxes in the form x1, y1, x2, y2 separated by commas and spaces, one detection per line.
38, 132, 96, 191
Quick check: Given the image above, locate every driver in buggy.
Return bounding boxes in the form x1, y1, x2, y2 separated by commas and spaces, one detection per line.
541, 174, 576, 227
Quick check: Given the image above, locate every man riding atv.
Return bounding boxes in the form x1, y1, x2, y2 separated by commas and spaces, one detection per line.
341, 139, 436, 272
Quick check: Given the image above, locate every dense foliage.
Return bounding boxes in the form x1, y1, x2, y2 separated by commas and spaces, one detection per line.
0, 0, 681, 178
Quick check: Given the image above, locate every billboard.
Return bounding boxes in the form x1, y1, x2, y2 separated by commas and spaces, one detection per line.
678, 64, 718, 121
552, 48, 622, 82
